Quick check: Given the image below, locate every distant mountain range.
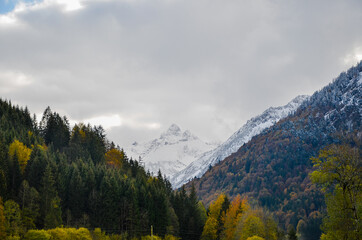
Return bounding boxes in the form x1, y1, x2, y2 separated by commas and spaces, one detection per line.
125, 95, 308, 183
171, 95, 309, 188
186, 62, 362, 229
124, 124, 219, 177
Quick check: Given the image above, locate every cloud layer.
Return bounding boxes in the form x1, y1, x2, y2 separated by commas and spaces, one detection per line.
1, 0, 362, 146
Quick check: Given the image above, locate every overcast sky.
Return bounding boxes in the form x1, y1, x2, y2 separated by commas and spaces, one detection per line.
1, 0, 362, 147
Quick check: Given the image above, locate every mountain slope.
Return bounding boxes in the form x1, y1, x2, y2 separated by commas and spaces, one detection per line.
187, 62, 362, 228
171, 95, 309, 188
125, 124, 218, 177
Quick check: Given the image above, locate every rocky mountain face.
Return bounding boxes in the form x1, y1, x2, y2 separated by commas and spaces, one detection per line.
171, 95, 309, 188
125, 124, 219, 177
186, 62, 362, 229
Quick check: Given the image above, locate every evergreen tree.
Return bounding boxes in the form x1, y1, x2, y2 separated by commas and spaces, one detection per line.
19, 180, 39, 230
24, 145, 48, 191
44, 196, 62, 229
0, 169, 6, 199
0, 140, 8, 198
68, 165, 86, 221
187, 183, 205, 240
7, 151, 22, 199
40, 165, 57, 227
40, 107, 70, 151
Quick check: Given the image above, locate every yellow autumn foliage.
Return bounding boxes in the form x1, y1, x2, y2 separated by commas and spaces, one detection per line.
105, 148, 126, 168
221, 195, 248, 240
24, 227, 93, 240
9, 140, 32, 173
201, 194, 228, 240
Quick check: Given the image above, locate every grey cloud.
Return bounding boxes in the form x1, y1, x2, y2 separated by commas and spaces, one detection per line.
0, 0, 362, 146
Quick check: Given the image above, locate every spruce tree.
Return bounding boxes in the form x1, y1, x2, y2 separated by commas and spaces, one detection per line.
40, 165, 57, 227
7, 152, 22, 199
44, 196, 62, 229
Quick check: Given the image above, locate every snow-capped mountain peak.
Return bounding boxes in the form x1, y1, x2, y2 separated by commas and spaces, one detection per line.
161, 124, 181, 137
125, 124, 218, 178
170, 95, 309, 189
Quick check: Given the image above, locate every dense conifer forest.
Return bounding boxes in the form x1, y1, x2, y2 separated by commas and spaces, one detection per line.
0, 100, 207, 239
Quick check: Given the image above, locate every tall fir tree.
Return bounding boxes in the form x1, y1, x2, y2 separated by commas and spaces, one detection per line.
40, 164, 57, 227
44, 196, 62, 229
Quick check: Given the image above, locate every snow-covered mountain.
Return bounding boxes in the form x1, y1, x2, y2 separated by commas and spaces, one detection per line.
186, 62, 362, 222
170, 95, 309, 188
125, 124, 219, 178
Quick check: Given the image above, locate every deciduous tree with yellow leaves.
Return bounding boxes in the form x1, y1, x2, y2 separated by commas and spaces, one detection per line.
310, 143, 361, 240
104, 148, 127, 168
9, 140, 32, 174
201, 194, 229, 240
221, 194, 248, 240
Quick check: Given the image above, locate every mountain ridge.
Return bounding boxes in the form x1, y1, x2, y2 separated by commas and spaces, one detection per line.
171, 95, 309, 188
186, 61, 362, 229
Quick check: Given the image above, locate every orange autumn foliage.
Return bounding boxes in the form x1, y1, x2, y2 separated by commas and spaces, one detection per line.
222, 195, 248, 239
105, 148, 126, 168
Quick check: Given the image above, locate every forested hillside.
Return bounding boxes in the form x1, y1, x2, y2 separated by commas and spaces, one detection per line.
0, 100, 206, 239
187, 62, 362, 239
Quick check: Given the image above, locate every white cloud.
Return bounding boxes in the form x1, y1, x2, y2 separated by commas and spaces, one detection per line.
70, 113, 161, 131
0, 71, 33, 93
75, 114, 122, 129
343, 47, 362, 66
0, 14, 16, 24
55, 0, 83, 11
